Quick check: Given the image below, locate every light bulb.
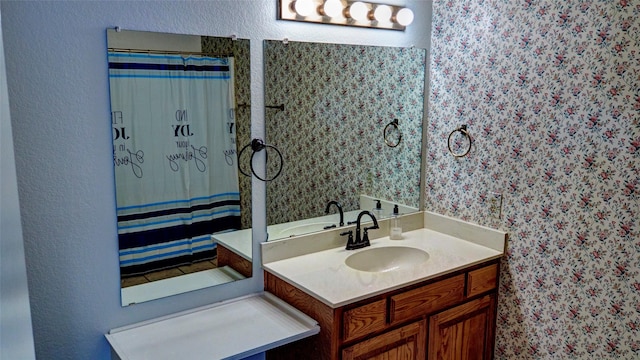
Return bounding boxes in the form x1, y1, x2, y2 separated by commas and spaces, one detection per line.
373, 5, 392, 22
395, 7, 414, 26
293, 0, 315, 17
348, 1, 368, 22
322, 0, 342, 18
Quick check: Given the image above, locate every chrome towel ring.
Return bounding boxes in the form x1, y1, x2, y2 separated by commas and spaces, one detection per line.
238, 138, 284, 181
447, 125, 472, 158
384, 119, 403, 148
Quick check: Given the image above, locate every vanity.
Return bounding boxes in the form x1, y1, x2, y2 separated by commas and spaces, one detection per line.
214, 194, 419, 277
103, 27, 496, 360
262, 211, 507, 360
92, 15, 470, 359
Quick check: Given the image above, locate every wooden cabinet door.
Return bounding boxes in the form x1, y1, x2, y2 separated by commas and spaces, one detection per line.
342, 320, 426, 360
428, 295, 495, 360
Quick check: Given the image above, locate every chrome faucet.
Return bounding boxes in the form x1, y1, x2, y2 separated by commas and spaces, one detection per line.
325, 200, 344, 227
341, 210, 379, 250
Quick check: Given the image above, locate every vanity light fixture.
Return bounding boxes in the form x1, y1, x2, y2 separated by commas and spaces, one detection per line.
373, 5, 392, 23
320, 0, 342, 17
293, 0, 315, 17
346, 1, 369, 22
394, 7, 414, 26
279, 0, 414, 31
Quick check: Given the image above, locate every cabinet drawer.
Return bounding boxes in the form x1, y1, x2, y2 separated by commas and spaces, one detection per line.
342, 320, 426, 360
343, 299, 387, 342
390, 274, 465, 324
466, 264, 498, 298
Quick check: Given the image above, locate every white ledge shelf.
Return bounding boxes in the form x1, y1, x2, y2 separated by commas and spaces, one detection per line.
106, 292, 320, 360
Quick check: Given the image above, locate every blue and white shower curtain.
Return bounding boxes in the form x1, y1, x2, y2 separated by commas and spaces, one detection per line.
108, 52, 240, 276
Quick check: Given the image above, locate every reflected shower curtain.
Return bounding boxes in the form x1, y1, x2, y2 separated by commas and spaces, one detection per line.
108, 52, 240, 276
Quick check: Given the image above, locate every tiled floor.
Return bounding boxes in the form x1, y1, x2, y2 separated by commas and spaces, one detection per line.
121, 258, 218, 288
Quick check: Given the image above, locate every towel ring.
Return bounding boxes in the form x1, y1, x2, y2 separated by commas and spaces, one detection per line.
238, 138, 284, 181
447, 125, 472, 158
384, 119, 403, 148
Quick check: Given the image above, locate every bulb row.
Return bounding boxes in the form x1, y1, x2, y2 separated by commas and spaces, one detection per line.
293, 0, 414, 26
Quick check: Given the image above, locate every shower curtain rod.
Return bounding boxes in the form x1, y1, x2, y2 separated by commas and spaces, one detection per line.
108, 47, 234, 58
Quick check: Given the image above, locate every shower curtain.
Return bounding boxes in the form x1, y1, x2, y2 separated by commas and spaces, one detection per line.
108, 52, 240, 276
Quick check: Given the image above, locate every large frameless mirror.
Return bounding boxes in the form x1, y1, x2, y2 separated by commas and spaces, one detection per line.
264, 40, 426, 240
106, 29, 252, 306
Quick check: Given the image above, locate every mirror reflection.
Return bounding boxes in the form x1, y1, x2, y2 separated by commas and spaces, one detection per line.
264, 40, 426, 240
106, 29, 252, 306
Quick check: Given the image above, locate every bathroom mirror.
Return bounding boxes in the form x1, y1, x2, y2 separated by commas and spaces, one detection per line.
106, 29, 252, 306
264, 40, 426, 239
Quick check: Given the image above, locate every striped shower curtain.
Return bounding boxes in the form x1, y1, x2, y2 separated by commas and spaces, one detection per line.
108, 52, 240, 276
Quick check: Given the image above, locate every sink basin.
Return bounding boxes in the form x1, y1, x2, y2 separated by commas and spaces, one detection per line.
345, 246, 430, 273
278, 222, 335, 237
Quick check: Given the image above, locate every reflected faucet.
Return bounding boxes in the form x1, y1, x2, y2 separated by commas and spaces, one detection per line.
341, 210, 379, 250
325, 200, 344, 227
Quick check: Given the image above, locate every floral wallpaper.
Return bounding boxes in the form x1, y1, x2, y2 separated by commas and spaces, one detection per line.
264, 41, 426, 225
427, 0, 639, 358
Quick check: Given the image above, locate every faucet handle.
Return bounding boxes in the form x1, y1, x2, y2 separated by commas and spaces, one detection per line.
341, 231, 357, 250
340, 230, 353, 239
361, 229, 372, 248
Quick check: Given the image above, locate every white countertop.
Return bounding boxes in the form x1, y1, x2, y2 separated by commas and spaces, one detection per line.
212, 210, 363, 261
212, 230, 253, 261
107, 292, 319, 360
212, 195, 420, 262
263, 218, 505, 308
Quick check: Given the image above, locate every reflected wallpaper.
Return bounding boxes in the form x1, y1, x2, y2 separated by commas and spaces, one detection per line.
427, 0, 639, 358
265, 41, 426, 225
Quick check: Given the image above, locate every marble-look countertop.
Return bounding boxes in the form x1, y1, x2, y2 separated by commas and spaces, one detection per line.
263, 212, 506, 308
212, 230, 253, 261
212, 195, 420, 262
212, 210, 363, 261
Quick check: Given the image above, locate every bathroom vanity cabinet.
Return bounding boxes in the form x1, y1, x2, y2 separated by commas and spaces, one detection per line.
217, 242, 253, 278
265, 260, 499, 360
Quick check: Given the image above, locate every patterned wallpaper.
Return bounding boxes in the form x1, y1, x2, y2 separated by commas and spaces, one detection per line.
265, 41, 426, 225
427, 0, 639, 358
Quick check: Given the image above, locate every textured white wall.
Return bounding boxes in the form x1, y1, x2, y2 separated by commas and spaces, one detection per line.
0, 1, 431, 359
0, 8, 36, 360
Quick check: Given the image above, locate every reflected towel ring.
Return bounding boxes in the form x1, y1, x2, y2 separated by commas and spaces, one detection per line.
238, 138, 284, 182
384, 119, 403, 148
447, 125, 472, 158
266, 104, 285, 111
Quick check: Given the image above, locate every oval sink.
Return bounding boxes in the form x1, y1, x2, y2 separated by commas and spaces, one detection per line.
278, 222, 335, 237
345, 246, 430, 273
